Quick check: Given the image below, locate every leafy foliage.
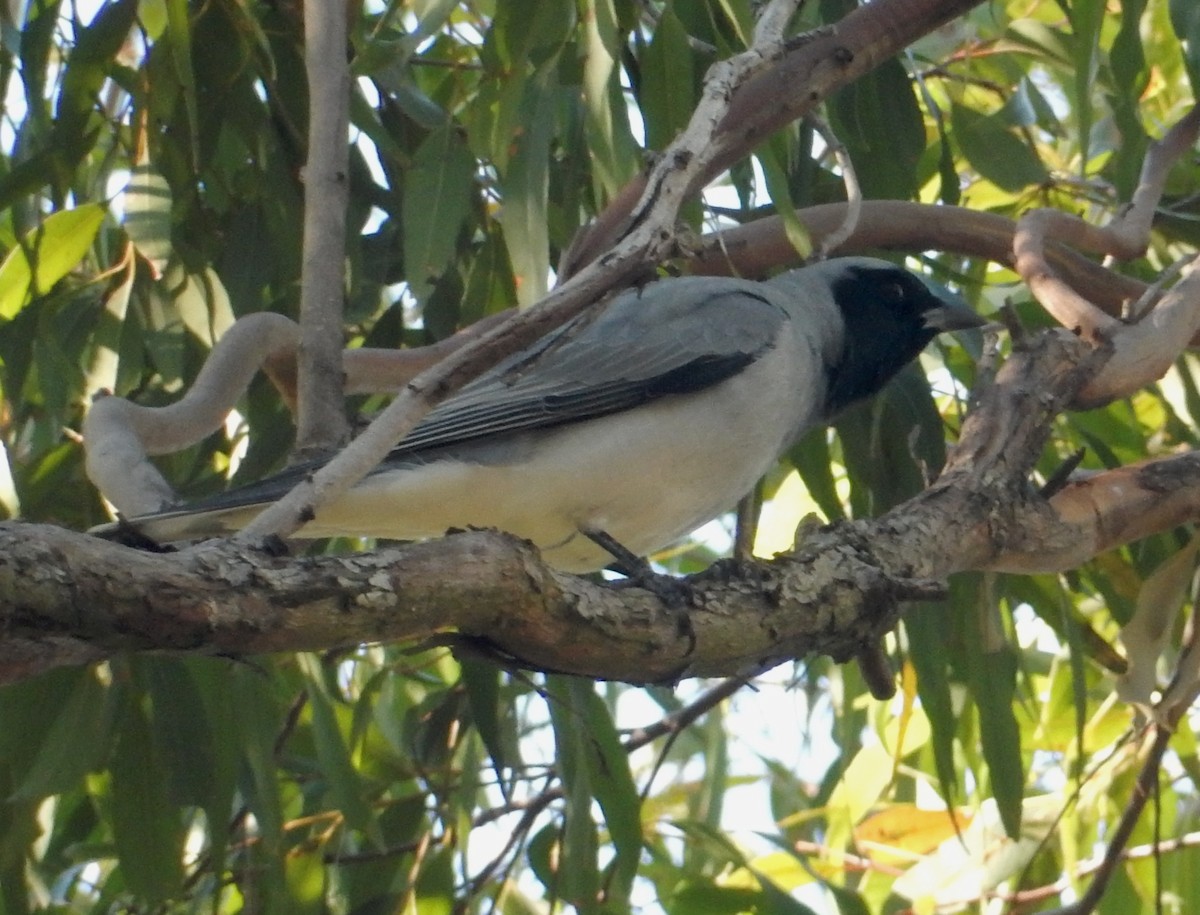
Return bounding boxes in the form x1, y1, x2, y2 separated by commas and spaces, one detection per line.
0, 0, 1199, 912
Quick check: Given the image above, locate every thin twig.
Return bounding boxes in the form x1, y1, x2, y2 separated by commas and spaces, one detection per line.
1125, 253, 1199, 322
807, 113, 862, 258
624, 673, 758, 752
464, 783, 558, 903
753, 0, 803, 44
1038, 725, 1173, 915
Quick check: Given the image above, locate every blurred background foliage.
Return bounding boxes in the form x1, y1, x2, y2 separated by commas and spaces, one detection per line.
0, 0, 1200, 912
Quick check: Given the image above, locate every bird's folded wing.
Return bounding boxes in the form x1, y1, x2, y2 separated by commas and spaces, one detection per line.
395, 279, 786, 452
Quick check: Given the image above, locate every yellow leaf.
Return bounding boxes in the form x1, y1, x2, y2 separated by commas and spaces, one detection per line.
854, 804, 971, 866
722, 851, 817, 891
0, 204, 106, 319
753, 470, 821, 558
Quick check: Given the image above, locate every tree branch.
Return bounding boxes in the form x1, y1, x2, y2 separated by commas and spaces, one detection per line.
294, 0, 352, 456
1012, 108, 1200, 348
561, 0, 988, 272
988, 452, 1200, 573
83, 313, 301, 516
0, 525, 913, 685
689, 201, 1149, 313
64, 1, 1200, 716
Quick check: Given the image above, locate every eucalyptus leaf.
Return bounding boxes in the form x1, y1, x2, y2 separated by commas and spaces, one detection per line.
0, 203, 104, 319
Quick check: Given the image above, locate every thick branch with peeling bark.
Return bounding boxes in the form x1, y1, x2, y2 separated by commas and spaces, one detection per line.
0, 525, 910, 685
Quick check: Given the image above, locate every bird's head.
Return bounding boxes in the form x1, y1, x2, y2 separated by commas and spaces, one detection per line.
799, 257, 985, 417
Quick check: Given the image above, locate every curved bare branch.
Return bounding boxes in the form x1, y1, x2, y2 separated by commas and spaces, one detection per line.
1013, 107, 1200, 354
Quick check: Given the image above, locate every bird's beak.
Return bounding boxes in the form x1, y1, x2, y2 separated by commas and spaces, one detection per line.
919, 279, 987, 332
923, 300, 988, 332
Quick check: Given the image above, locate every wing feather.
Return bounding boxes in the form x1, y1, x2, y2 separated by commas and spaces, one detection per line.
391, 277, 786, 452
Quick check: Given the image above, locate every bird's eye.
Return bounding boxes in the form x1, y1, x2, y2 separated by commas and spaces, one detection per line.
885, 281, 906, 301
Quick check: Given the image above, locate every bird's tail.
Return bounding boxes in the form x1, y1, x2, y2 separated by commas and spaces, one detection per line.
89, 501, 268, 545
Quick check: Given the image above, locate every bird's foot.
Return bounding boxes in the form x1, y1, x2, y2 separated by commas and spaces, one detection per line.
582, 528, 697, 652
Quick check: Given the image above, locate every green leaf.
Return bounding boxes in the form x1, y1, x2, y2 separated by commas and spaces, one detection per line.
402, 125, 474, 302
283, 849, 326, 915
0, 146, 71, 218
175, 659, 240, 887
1109, 0, 1150, 197
905, 602, 961, 807
711, 0, 753, 46
1164, 844, 1200, 915
787, 426, 844, 522
546, 677, 604, 910
122, 163, 173, 274
298, 654, 383, 847
951, 102, 1049, 193
18, 0, 62, 111
142, 659, 235, 813
758, 138, 813, 260
748, 867, 822, 915
501, 66, 558, 307
55, 0, 138, 139
461, 659, 510, 779
138, 0, 169, 39
460, 224, 518, 322
1005, 18, 1073, 67
573, 680, 643, 903
640, 5, 695, 150
828, 58, 926, 200
911, 62, 961, 207
487, 0, 575, 70
165, 0, 199, 165
668, 880, 766, 915
9, 667, 115, 801
0, 203, 104, 319
109, 688, 185, 902
579, 0, 640, 196
1169, 0, 1200, 90
84, 257, 132, 397
229, 665, 285, 859
963, 593, 1025, 839
836, 363, 945, 517
1065, 0, 1104, 167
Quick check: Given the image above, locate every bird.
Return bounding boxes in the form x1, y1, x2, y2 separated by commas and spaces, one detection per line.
102, 257, 983, 571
